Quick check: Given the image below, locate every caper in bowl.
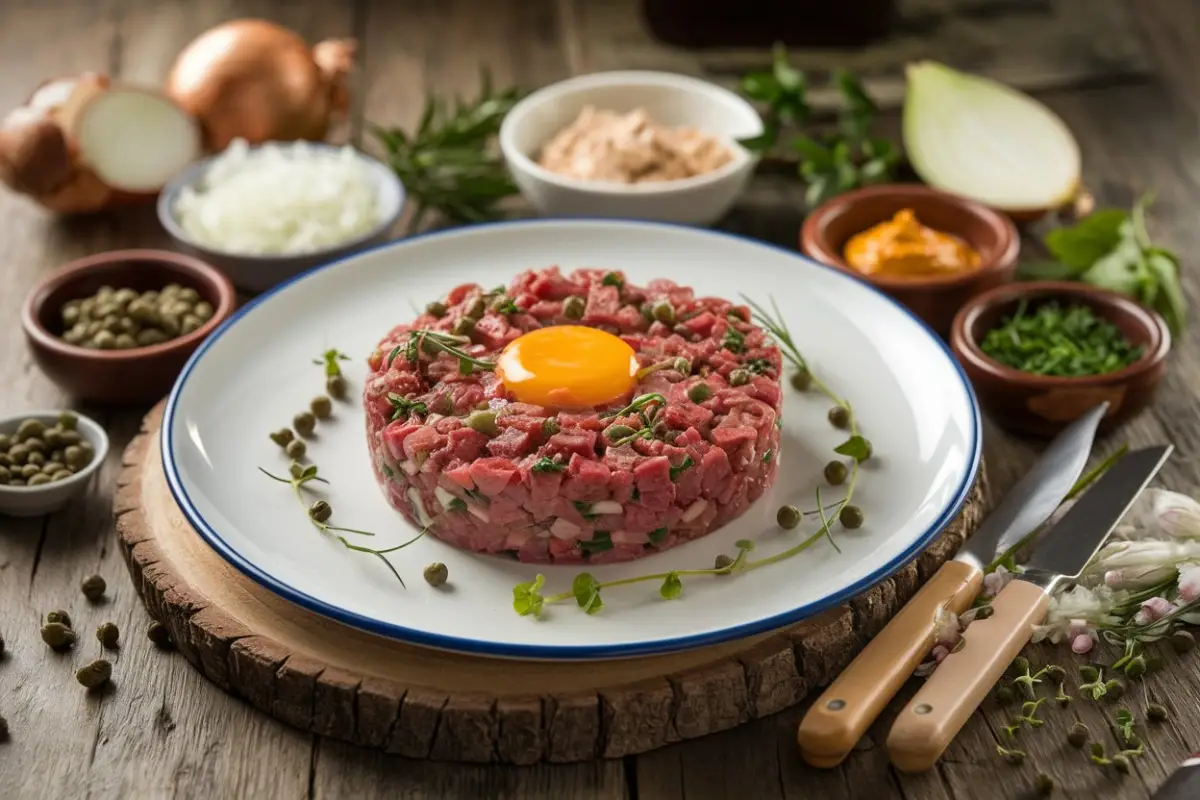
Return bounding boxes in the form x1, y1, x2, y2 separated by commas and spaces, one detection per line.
0, 410, 109, 517
21, 249, 237, 404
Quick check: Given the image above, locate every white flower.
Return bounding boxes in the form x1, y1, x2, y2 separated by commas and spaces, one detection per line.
1033, 584, 1118, 644
1178, 562, 1200, 603
1085, 540, 1200, 578
1133, 596, 1174, 625
1103, 564, 1178, 590
932, 607, 961, 648
981, 565, 1014, 598
1152, 491, 1200, 539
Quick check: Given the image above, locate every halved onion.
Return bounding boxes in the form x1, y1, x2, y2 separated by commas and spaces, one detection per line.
903, 60, 1082, 218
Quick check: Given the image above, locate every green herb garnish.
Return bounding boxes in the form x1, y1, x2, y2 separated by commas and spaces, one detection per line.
669, 455, 695, 481
580, 532, 613, 555
979, 300, 1143, 377
1023, 193, 1186, 336
259, 464, 423, 585
313, 349, 351, 377
738, 46, 900, 207
387, 393, 427, 421
369, 68, 525, 232
721, 325, 746, 354
531, 456, 566, 473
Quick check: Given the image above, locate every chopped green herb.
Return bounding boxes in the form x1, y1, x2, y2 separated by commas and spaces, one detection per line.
573, 501, 598, 521
381, 464, 394, 479
763, 449, 774, 463
979, 300, 1143, 377
447, 498, 468, 513
648, 528, 668, 546
531, 456, 566, 473
670, 455, 695, 481
581, 531, 613, 555
744, 358, 773, 375
721, 326, 745, 354
387, 393, 427, 421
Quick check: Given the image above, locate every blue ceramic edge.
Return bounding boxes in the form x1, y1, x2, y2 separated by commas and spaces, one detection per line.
160, 218, 983, 661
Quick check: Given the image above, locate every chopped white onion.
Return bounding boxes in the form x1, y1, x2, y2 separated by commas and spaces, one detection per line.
903, 61, 1081, 213
174, 138, 382, 255
589, 500, 624, 516
407, 488, 433, 527
467, 505, 491, 523
398, 459, 419, 476
550, 518, 581, 540
681, 499, 708, 523
434, 486, 458, 510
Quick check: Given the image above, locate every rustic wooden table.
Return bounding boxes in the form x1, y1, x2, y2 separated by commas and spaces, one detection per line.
2, 1, 1200, 798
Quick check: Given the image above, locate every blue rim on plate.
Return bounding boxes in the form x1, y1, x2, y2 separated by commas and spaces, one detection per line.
162, 218, 982, 661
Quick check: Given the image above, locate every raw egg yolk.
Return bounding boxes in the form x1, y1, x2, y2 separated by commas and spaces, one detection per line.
496, 326, 639, 409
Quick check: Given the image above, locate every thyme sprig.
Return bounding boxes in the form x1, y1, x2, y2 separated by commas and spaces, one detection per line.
512, 295, 870, 617
258, 464, 424, 586
387, 330, 497, 374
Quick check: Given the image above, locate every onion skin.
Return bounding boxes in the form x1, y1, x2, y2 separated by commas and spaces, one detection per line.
0, 73, 117, 215
165, 19, 356, 152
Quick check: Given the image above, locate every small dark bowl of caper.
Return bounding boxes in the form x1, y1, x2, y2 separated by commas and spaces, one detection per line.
0, 410, 108, 517
21, 249, 237, 404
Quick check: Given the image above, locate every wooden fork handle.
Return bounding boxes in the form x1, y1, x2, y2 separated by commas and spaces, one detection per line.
886, 579, 1050, 773
796, 560, 982, 768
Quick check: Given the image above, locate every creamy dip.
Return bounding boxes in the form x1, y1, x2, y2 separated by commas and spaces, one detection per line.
537, 107, 734, 184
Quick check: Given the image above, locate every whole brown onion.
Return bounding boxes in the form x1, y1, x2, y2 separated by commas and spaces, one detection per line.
165, 19, 355, 152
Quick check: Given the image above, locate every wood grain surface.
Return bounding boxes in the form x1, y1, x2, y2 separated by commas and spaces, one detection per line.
1, 0, 1200, 798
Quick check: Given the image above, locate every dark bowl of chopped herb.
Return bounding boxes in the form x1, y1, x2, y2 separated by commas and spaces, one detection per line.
950, 281, 1170, 438
801, 184, 1020, 337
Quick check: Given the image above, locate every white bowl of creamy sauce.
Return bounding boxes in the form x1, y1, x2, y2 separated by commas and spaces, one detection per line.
499, 71, 763, 226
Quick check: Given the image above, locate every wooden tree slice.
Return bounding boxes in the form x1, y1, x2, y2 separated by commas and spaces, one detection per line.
114, 402, 988, 764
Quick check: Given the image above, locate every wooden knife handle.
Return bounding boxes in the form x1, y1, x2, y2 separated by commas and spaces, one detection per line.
796, 560, 982, 768
886, 579, 1050, 773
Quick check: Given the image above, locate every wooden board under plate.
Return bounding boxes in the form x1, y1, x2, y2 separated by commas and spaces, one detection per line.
114, 402, 987, 764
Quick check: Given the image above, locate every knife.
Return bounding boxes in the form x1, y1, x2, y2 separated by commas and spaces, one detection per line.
796, 402, 1109, 768
887, 443, 1173, 773
1152, 753, 1200, 800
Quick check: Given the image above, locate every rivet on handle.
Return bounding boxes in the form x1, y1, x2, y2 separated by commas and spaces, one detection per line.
914, 704, 933, 715
826, 699, 846, 711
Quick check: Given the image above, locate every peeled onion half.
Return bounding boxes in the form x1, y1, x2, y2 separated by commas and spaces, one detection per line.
903, 61, 1082, 219
0, 73, 201, 214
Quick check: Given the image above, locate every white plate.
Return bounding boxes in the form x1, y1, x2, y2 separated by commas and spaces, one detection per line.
164, 220, 980, 661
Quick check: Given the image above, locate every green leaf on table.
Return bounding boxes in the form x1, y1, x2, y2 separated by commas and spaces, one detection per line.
1146, 247, 1187, 336
1044, 208, 1130, 270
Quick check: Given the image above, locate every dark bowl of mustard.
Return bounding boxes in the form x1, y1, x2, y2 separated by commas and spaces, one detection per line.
800, 183, 1020, 337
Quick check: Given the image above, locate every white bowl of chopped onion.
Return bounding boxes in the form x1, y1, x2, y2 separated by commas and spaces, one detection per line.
499, 71, 763, 226
157, 140, 405, 294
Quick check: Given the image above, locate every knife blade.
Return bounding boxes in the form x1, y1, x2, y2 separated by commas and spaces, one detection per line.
795, 402, 1108, 768
887, 444, 1173, 774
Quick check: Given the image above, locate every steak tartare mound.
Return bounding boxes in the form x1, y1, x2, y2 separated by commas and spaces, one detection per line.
362, 267, 784, 564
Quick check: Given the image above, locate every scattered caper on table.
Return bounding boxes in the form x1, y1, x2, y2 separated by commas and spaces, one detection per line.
81, 574, 106, 601
423, 562, 448, 587
58, 283, 213, 350
47, 610, 71, 627
790, 369, 811, 391
1067, 721, 1089, 747
147, 621, 173, 649
0, 715, 8, 742
1147, 703, 1169, 722
1033, 773, 1054, 796
0, 414, 93, 486
285, 440, 307, 460
293, 412, 316, 438
269, 429, 294, 448
41, 621, 75, 651
309, 500, 332, 523
0, 631, 5, 657
97, 622, 120, 649
76, 658, 112, 690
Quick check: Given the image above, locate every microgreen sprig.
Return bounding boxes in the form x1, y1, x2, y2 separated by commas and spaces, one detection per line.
258, 464, 424, 586
314, 349, 351, 377
512, 295, 871, 618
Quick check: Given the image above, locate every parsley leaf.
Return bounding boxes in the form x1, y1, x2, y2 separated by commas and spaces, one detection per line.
660, 571, 683, 600
669, 455, 695, 481
531, 456, 566, 473
572, 572, 604, 614
834, 435, 872, 462
387, 393, 427, 421
580, 531, 613, 555
512, 574, 546, 617
721, 326, 745, 354
648, 528, 668, 546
